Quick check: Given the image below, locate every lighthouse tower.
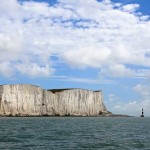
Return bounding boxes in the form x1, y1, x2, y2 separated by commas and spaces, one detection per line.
140, 108, 144, 117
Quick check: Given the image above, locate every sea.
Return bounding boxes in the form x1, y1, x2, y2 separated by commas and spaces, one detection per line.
0, 117, 150, 150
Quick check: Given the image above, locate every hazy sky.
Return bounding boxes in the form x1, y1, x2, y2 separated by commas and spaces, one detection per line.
0, 0, 150, 116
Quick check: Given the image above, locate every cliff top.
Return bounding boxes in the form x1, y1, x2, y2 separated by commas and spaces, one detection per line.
0, 84, 102, 93
48, 88, 102, 93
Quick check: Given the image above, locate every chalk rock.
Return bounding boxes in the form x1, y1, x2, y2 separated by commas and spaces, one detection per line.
0, 84, 109, 116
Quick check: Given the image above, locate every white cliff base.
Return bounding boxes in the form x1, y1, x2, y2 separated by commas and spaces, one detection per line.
0, 84, 110, 116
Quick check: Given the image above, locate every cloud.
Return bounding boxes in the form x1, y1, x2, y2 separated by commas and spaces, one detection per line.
108, 93, 118, 102
0, 62, 14, 77
106, 84, 150, 116
0, 0, 150, 78
122, 4, 140, 13
111, 99, 150, 117
100, 64, 150, 78
100, 64, 135, 78
133, 84, 150, 99
16, 63, 55, 77
50, 75, 115, 84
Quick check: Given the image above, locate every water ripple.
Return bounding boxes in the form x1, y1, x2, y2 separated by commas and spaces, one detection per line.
0, 117, 150, 149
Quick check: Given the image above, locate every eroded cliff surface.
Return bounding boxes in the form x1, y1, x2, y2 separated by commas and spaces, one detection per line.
0, 84, 109, 116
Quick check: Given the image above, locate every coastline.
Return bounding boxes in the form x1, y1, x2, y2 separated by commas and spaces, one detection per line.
0, 113, 132, 118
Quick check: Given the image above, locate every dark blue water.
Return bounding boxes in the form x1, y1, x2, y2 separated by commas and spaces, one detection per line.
0, 117, 150, 150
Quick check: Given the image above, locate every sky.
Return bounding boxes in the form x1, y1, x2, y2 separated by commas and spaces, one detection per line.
0, 0, 150, 116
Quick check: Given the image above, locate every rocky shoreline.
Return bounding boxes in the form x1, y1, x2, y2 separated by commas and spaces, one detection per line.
0, 112, 132, 117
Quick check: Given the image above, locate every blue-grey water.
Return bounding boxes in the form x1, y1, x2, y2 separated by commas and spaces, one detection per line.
0, 117, 150, 150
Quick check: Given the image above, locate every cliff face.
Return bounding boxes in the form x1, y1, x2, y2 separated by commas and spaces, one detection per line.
0, 84, 109, 116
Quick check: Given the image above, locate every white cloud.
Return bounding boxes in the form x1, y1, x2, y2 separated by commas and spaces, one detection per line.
106, 98, 150, 117
122, 4, 140, 13
50, 75, 115, 84
107, 93, 118, 102
133, 84, 150, 98
106, 84, 150, 116
100, 64, 135, 78
16, 63, 55, 77
0, 0, 150, 78
0, 62, 14, 77
0, 0, 21, 18
140, 15, 149, 21
111, 99, 150, 117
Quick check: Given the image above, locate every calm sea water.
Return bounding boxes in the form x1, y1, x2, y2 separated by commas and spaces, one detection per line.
0, 117, 150, 150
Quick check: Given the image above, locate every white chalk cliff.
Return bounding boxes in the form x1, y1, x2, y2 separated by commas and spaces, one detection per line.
0, 84, 109, 116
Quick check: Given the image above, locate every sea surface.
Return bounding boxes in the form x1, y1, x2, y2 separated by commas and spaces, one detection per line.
0, 117, 150, 150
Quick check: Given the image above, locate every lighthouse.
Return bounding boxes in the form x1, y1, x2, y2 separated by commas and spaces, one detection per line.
140, 108, 144, 117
